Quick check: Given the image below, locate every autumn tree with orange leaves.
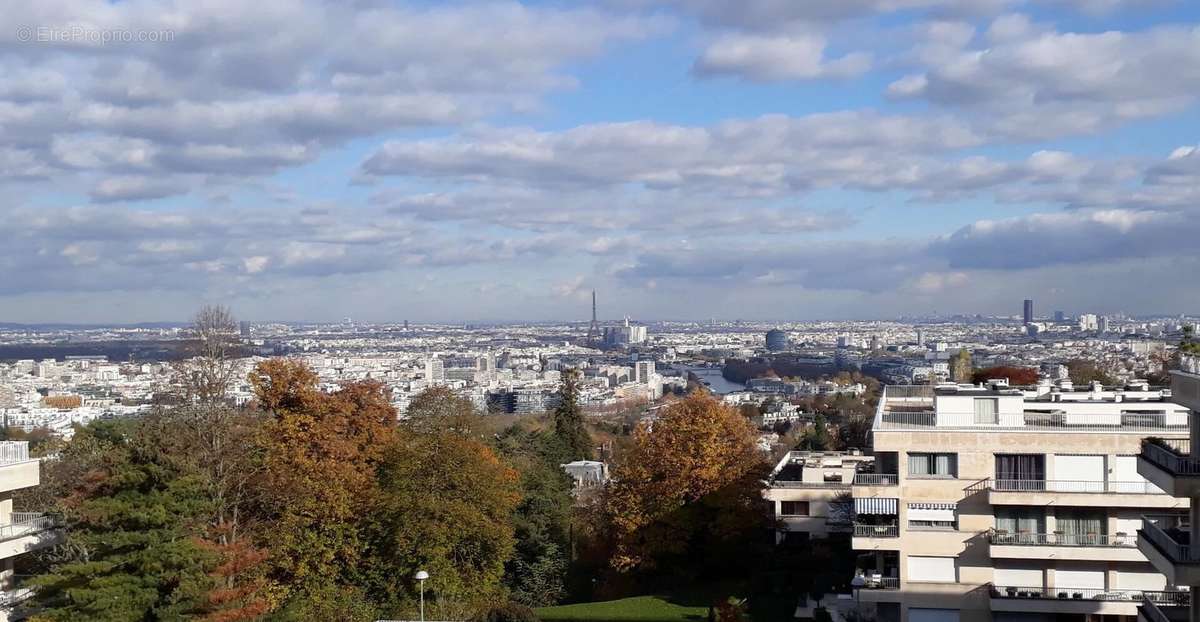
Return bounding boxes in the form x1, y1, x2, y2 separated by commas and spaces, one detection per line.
603, 392, 773, 585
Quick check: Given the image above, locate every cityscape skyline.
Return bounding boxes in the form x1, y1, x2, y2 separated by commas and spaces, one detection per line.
2, 2, 1199, 323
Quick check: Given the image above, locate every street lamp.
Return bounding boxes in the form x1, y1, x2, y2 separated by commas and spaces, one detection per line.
415, 570, 430, 622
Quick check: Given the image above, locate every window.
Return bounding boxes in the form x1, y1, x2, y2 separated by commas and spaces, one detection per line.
973, 398, 998, 424
781, 501, 809, 516
994, 454, 1045, 482
907, 556, 957, 583
908, 503, 957, 530
1056, 509, 1106, 545
994, 507, 1044, 539
909, 453, 956, 478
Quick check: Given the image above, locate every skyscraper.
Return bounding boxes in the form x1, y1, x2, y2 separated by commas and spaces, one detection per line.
1023, 299, 1034, 324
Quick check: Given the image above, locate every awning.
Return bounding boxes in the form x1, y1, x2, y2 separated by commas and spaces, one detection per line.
907, 502, 956, 522
855, 497, 898, 515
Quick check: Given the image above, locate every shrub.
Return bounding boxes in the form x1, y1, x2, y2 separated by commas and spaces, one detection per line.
474, 602, 541, 622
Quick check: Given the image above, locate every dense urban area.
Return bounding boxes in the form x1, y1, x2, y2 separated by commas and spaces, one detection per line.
1, 302, 1199, 622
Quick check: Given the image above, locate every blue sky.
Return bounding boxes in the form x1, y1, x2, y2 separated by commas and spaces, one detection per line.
1, 0, 1199, 323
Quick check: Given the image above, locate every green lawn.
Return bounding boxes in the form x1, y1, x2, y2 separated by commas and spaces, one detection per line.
536, 595, 709, 621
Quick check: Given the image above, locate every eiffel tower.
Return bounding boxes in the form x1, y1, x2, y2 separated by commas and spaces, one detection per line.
586, 290, 600, 346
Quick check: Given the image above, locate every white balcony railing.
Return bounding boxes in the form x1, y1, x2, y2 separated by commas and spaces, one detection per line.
990, 584, 1187, 604
853, 473, 899, 486
854, 524, 899, 538
1180, 354, 1199, 375
989, 479, 1163, 494
988, 530, 1135, 547
0, 513, 56, 543
879, 410, 1187, 432
0, 442, 30, 464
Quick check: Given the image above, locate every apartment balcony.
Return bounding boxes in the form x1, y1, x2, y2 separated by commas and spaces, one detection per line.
878, 407, 1187, 433
989, 584, 1187, 617
1139, 596, 1191, 622
1139, 438, 1200, 498
852, 576, 902, 604
852, 473, 899, 486
1138, 515, 1200, 585
987, 529, 1146, 562
1171, 356, 1200, 412
0, 442, 39, 495
852, 523, 901, 551
0, 513, 61, 559
980, 478, 1185, 509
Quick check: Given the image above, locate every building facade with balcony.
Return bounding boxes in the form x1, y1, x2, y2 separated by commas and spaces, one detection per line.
1138, 353, 1200, 622
853, 380, 1191, 622
765, 450, 872, 543
0, 441, 57, 622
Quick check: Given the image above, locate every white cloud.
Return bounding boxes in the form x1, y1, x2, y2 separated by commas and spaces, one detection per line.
694, 33, 871, 81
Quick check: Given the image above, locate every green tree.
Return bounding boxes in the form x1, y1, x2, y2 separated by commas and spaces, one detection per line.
360, 422, 522, 615
949, 349, 972, 383
552, 369, 592, 461
29, 417, 219, 622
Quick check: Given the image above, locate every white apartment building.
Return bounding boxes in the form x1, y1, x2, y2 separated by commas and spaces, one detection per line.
852, 379, 1192, 622
1137, 352, 1200, 622
0, 441, 57, 621
766, 450, 872, 543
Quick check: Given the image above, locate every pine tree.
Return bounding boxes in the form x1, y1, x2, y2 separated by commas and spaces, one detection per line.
552, 369, 592, 461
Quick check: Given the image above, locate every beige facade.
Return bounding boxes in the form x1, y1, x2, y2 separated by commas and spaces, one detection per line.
766, 451, 871, 542
0, 441, 56, 622
1137, 354, 1200, 622
854, 380, 1191, 622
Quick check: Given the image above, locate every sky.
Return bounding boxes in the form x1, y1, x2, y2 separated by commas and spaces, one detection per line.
1, 0, 1199, 324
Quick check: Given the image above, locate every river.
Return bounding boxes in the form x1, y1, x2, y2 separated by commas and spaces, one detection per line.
681, 365, 745, 395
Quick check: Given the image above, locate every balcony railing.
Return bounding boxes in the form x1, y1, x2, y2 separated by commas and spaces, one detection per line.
1180, 354, 1199, 375
1142, 438, 1200, 476
771, 480, 850, 489
855, 576, 900, 590
989, 584, 1188, 604
988, 530, 1135, 547
1140, 595, 1191, 622
878, 410, 1187, 432
988, 479, 1163, 494
854, 524, 899, 538
0, 513, 57, 543
1141, 515, 1200, 563
0, 442, 30, 464
853, 473, 899, 486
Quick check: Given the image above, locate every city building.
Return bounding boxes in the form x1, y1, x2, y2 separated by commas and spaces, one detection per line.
766, 450, 872, 543
424, 357, 445, 384
561, 460, 609, 490
0, 441, 58, 621
604, 318, 648, 346
766, 329, 790, 352
1055, 311, 1066, 323
852, 380, 1191, 622
1023, 299, 1034, 325
1079, 314, 1100, 332
1137, 352, 1200, 622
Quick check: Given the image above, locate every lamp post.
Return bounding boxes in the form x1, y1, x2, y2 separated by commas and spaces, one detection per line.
415, 570, 429, 622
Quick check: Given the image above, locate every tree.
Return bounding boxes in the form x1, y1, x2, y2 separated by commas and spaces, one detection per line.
603, 393, 772, 584
552, 369, 592, 461
29, 417, 220, 621
949, 349, 972, 383
494, 424, 575, 607
174, 305, 242, 404
971, 366, 1039, 385
360, 413, 522, 615
250, 359, 398, 604
1066, 360, 1115, 385
797, 414, 834, 451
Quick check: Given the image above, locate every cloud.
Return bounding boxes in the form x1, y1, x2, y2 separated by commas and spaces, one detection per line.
694, 33, 872, 81
0, 0, 664, 200
890, 16, 1200, 138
